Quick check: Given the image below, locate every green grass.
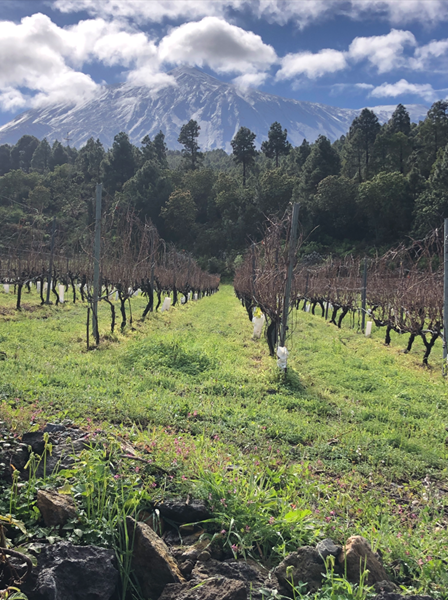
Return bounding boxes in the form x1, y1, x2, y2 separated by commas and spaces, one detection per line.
0, 284, 447, 597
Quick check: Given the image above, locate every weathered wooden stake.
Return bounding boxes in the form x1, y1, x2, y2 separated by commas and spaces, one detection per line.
92, 183, 102, 345
45, 218, 56, 304
443, 218, 448, 371
361, 257, 367, 332
280, 203, 300, 348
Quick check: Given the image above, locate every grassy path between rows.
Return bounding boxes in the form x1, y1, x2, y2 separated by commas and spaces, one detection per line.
0, 284, 447, 596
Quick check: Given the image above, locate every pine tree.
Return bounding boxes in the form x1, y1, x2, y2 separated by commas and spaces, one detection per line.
141, 135, 156, 163
425, 100, 448, 157
261, 122, 291, 167
299, 135, 341, 201
31, 138, 52, 173
346, 108, 380, 181
389, 104, 411, 135
153, 131, 168, 167
0, 145, 11, 176
103, 132, 138, 193
10, 135, 39, 172
50, 140, 69, 170
76, 138, 105, 183
231, 126, 257, 186
178, 120, 203, 170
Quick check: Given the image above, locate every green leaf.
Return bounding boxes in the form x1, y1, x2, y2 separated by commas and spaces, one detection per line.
282, 509, 312, 523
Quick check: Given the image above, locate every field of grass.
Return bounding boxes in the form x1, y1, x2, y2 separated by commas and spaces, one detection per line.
0, 284, 447, 598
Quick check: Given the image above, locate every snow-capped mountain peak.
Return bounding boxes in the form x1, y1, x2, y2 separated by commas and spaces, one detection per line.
0, 67, 429, 150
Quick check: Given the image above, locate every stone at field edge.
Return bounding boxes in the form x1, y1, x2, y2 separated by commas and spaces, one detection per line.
126, 516, 184, 599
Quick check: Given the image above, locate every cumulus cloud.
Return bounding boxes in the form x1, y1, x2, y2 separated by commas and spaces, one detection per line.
410, 39, 448, 70
232, 72, 269, 88
277, 49, 347, 80
275, 29, 431, 83
53, 0, 448, 28
0, 88, 29, 112
54, 0, 236, 22
158, 17, 276, 75
349, 29, 416, 73
0, 12, 177, 111
370, 79, 437, 102
0, 13, 100, 109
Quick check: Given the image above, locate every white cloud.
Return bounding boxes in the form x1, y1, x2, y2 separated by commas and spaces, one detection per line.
0, 88, 29, 112
53, 0, 448, 27
349, 29, 416, 73
410, 39, 448, 70
158, 17, 276, 75
277, 49, 347, 80
370, 79, 437, 102
0, 12, 176, 111
0, 13, 100, 109
53, 0, 238, 22
126, 69, 177, 89
360, 0, 448, 26
232, 72, 269, 88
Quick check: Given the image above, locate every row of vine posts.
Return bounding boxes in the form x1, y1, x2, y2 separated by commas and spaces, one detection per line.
0, 183, 220, 349
234, 208, 448, 370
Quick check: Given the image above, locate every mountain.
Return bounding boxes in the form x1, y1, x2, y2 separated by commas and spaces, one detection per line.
0, 67, 429, 150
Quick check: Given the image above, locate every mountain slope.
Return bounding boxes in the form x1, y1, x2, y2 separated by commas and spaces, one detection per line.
0, 67, 428, 150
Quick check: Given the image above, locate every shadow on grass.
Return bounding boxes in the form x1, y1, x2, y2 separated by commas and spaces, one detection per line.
275, 367, 305, 393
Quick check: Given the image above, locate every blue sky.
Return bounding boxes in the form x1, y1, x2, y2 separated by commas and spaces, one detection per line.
1, 0, 448, 127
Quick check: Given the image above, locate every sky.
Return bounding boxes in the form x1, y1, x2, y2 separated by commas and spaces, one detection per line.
1, 0, 448, 127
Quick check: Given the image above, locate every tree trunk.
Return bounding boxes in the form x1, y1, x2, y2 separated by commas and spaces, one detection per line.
404, 333, 416, 354
142, 281, 154, 318
39, 277, 45, 305
155, 290, 162, 311
421, 332, 439, 365
16, 283, 23, 311
120, 297, 127, 331
330, 306, 339, 326
266, 320, 278, 357
337, 307, 350, 329
52, 276, 60, 305
173, 286, 178, 307
69, 275, 77, 303
104, 297, 115, 333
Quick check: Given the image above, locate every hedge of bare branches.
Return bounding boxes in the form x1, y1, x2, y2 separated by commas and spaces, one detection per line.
235, 217, 443, 365
0, 213, 220, 341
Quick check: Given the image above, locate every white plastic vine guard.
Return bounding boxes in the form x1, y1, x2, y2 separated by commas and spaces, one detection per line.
252, 314, 265, 339
161, 297, 171, 312
277, 346, 289, 370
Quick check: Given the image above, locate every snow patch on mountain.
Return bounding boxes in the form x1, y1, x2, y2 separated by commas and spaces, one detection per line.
0, 67, 429, 150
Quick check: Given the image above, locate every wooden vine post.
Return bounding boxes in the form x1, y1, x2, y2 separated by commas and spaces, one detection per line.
92, 183, 102, 345
45, 217, 56, 305
361, 257, 367, 332
279, 203, 300, 363
443, 217, 448, 374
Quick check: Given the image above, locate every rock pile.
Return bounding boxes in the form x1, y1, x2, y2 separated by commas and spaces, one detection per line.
0, 424, 436, 600
21, 507, 435, 600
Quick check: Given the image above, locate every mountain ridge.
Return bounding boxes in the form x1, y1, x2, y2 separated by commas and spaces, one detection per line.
0, 67, 429, 150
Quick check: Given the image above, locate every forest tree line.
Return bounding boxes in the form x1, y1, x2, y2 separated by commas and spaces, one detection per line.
0, 100, 447, 273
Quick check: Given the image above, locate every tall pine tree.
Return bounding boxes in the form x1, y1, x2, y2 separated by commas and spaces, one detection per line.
261, 122, 291, 167
178, 120, 203, 170
231, 127, 257, 186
